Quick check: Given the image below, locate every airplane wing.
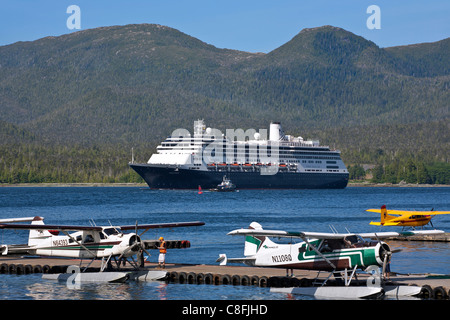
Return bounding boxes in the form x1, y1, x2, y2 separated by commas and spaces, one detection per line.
0, 217, 43, 224
358, 229, 445, 239
366, 209, 402, 216
369, 221, 400, 226
0, 223, 102, 231
228, 228, 356, 239
403, 210, 450, 216
429, 211, 450, 215
0, 217, 204, 232
366, 209, 450, 216
228, 227, 445, 240
120, 221, 205, 231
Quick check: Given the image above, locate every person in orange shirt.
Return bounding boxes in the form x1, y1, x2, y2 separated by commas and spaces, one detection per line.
158, 236, 167, 269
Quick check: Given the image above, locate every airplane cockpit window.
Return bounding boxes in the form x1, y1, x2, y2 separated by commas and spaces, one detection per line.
319, 240, 333, 252
84, 234, 94, 243
103, 228, 120, 236
320, 238, 357, 252
343, 235, 364, 247
69, 234, 88, 244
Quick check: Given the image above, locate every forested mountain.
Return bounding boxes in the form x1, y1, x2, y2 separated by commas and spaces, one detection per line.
0, 24, 448, 184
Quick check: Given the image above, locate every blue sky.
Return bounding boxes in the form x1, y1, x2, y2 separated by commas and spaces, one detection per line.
0, 0, 448, 52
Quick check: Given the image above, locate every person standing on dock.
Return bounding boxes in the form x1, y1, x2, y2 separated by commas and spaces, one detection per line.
158, 237, 167, 269
384, 260, 391, 280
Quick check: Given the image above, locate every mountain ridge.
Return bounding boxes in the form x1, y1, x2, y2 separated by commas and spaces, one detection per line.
0, 24, 448, 164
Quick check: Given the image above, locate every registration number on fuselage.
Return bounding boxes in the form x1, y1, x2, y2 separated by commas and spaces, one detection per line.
271, 254, 292, 263
53, 239, 69, 247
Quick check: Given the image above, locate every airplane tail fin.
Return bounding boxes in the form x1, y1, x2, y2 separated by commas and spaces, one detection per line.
217, 254, 227, 266
244, 222, 270, 256
28, 217, 52, 247
380, 205, 387, 225
380, 205, 396, 225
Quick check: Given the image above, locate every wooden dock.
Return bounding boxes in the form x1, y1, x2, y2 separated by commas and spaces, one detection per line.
0, 256, 449, 299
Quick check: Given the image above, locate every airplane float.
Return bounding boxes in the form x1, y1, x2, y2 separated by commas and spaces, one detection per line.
0, 216, 205, 283
367, 205, 450, 229
218, 222, 444, 299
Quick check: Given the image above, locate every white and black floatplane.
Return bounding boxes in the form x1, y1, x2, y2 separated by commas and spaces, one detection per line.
218, 222, 445, 299
0, 217, 204, 284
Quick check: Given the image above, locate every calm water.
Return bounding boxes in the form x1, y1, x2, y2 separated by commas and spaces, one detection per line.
0, 186, 449, 300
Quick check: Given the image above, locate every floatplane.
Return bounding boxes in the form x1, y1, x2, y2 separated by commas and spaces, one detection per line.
0, 216, 204, 283
217, 222, 444, 299
367, 205, 450, 229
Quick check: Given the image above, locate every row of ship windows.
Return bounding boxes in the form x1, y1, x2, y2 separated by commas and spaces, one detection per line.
161, 152, 341, 161
162, 141, 329, 151
193, 158, 341, 169
305, 169, 342, 172
158, 146, 339, 157
195, 159, 341, 164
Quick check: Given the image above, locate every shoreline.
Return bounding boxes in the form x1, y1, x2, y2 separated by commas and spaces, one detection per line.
347, 182, 450, 188
0, 182, 148, 188
0, 182, 448, 188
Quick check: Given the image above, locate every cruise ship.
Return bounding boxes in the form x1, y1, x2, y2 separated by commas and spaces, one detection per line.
129, 120, 349, 189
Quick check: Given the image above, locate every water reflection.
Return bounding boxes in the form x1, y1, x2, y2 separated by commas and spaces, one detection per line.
155, 282, 168, 300
0, 187, 448, 300
26, 279, 133, 300
388, 240, 448, 252
387, 240, 450, 274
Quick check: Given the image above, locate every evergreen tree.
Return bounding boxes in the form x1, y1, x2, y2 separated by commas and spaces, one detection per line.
371, 165, 384, 183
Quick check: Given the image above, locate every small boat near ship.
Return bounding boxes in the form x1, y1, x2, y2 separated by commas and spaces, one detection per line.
210, 176, 236, 192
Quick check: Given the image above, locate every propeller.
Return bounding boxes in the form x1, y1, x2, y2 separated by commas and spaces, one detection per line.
381, 244, 391, 279
381, 248, 402, 280
131, 220, 153, 267
374, 233, 402, 281
117, 221, 152, 268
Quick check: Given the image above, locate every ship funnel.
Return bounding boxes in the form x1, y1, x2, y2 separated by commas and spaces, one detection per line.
194, 119, 205, 136
269, 122, 284, 141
